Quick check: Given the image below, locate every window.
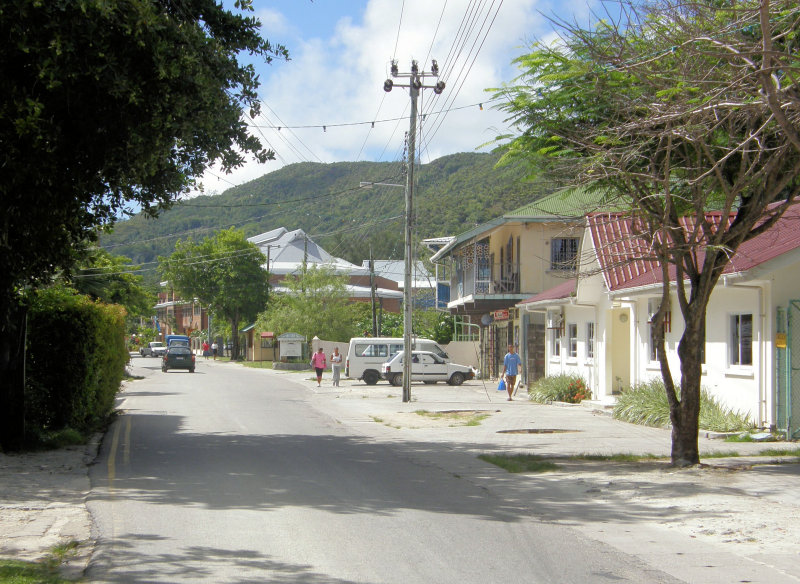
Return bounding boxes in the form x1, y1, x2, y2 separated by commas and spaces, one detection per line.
586, 322, 595, 359
649, 324, 663, 362
356, 343, 388, 358
567, 323, 578, 358
551, 237, 579, 271
648, 299, 671, 362
730, 314, 753, 366
261, 339, 273, 349
551, 327, 561, 357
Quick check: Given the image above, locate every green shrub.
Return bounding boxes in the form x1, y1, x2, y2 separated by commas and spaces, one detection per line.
528, 373, 591, 403
25, 286, 128, 443
612, 378, 752, 432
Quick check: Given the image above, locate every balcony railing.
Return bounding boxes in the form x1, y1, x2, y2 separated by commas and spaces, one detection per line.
454, 261, 520, 299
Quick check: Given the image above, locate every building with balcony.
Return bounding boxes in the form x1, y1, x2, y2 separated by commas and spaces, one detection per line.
429, 187, 607, 382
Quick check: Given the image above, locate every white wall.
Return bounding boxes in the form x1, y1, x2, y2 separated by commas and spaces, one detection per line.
543, 284, 770, 421
442, 340, 480, 369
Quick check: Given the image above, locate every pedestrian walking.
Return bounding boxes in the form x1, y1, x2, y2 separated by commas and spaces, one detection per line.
501, 344, 522, 401
211, 341, 218, 360
330, 347, 342, 387
310, 347, 327, 387
202, 341, 210, 359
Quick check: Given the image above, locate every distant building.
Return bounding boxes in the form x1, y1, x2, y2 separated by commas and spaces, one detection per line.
153, 227, 404, 344
247, 227, 403, 310
360, 259, 435, 309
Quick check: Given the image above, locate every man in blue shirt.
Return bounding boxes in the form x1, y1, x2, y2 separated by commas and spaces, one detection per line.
501, 344, 522, 401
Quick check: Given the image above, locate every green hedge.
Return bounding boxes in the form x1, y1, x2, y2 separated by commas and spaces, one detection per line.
25, 287, 128, 439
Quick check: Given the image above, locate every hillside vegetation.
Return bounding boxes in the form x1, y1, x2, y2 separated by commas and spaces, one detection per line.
101, 152, 552, 275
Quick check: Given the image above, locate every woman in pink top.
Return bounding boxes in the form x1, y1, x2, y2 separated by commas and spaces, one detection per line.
310, 347, 327, 387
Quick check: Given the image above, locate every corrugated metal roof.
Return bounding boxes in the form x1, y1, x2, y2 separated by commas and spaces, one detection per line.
588, 202, 800, 293
517, 278, 576, 306
431, 187, 608, 262
429, 217, 506, 262
504, 186, 614, 219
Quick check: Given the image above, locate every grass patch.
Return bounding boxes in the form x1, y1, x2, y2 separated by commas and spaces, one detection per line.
0, 541, 83, 583
755, 446, 800, 457
0, 559, 76, 583
574, 448, 800, 462
570, 453, 663, 462
415, 410, 490, 426
478, 453, 559, 473
241, 360, 273, 369
612, 379, 752, 432
700, 450, 744, 459
465, 415, 489, 426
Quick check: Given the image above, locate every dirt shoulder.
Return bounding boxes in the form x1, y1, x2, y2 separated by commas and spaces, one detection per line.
0, 440, 98, 579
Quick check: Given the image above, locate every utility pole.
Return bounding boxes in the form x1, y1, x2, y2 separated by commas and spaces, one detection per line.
369, 247, 377, 337
384, 59, 445, 403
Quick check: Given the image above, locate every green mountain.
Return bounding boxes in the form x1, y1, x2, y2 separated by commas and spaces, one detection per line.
101, 152, 552, 274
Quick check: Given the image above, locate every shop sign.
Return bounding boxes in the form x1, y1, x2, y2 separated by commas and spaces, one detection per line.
493, 309, 509, 321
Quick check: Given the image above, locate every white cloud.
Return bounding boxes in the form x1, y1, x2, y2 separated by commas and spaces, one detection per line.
202, 0, 581, 191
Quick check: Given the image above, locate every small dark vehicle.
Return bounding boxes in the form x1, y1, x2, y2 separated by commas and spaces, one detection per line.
162, 346, 195, 373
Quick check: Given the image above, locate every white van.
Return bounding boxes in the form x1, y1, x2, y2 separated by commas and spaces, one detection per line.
345, 337, 450, 385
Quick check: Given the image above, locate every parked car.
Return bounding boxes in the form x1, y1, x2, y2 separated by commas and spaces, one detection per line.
140, 341, 166, 358
162, 346, 195, 373
381, 350, 475, 386
346, 336, 450, 385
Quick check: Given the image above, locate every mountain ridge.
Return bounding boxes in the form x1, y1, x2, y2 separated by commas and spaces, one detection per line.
101, 151, 551, 275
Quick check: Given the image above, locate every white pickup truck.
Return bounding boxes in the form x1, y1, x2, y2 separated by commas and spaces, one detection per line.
140, 341, 166, 358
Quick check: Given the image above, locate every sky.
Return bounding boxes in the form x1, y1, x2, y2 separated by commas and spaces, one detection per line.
199, 0, 600, 195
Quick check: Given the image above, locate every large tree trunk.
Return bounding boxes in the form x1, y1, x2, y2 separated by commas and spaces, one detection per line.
230, 312, 240, 361
671, 307, 706, 466
0, 299, 27, 451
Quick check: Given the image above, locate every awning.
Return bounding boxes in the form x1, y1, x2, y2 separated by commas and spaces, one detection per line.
260, 332, 274, 338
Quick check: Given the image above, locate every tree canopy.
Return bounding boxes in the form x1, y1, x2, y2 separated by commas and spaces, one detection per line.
256, 265, 360, 343
0, 0, 286, 448
492, 0, 800, 465
159, 228, 269, 360
70, 248, 156, 321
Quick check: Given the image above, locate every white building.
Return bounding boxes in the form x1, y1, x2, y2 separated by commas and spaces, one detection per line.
519, 205, 800, 435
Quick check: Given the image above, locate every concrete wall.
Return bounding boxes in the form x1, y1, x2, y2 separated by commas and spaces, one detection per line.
442, 340, 481, 369
309, 338, 349, 370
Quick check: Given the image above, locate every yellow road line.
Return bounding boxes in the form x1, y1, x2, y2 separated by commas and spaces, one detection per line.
107, 415, 132, 489
107, 418, 121, 489
123, 415, 132, 466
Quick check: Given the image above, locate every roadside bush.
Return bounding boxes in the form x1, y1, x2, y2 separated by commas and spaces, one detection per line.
528, 374, 591, 404
25, 286, 128, 443
612, 378, 752, 432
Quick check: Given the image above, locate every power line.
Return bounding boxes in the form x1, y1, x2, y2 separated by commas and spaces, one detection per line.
178, 172, 404, 208
422, 0, 504, 156
245, 98, 498, 131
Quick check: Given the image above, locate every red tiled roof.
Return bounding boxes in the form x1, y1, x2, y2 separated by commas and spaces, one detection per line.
588, 202, 800, 292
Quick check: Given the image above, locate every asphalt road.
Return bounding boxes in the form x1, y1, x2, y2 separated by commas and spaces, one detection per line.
86, 355, 681, 583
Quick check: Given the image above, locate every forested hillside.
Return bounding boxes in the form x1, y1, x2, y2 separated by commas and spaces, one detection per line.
101, 152, 553, 276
